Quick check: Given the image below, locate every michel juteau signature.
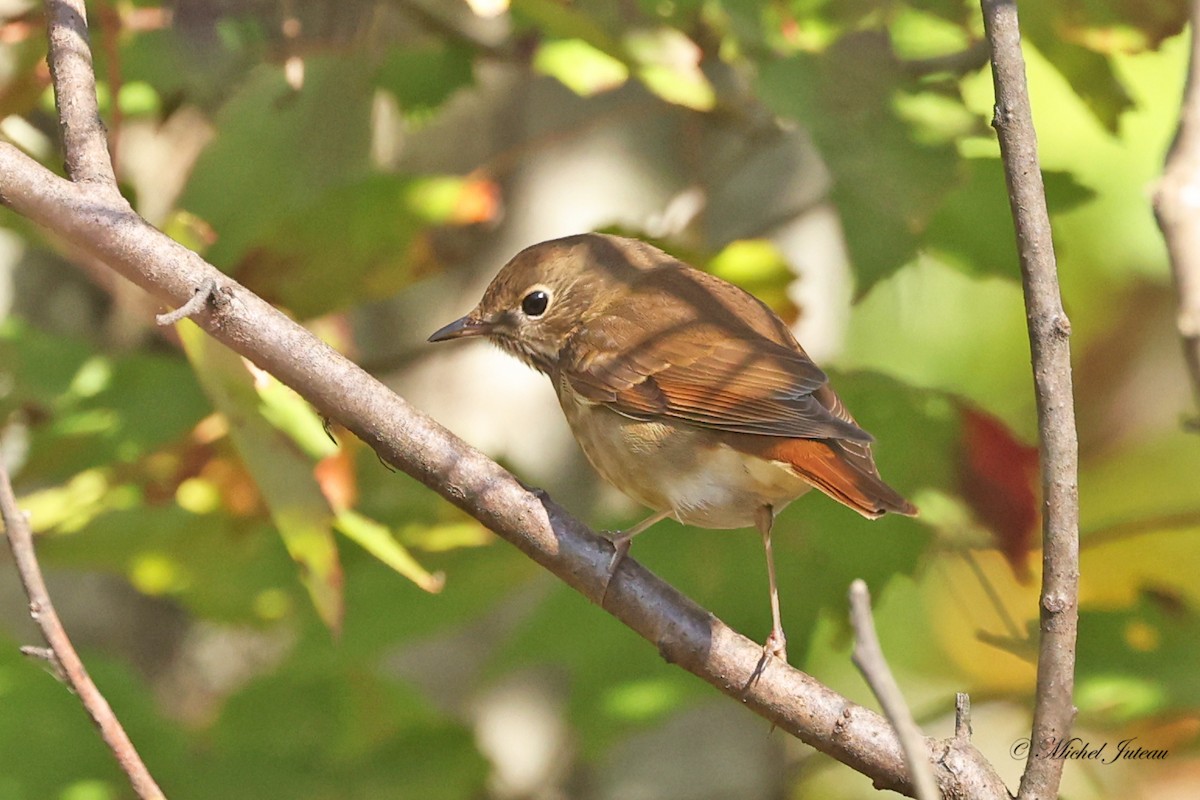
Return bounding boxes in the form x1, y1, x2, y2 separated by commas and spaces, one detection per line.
1011, 736, 1169, 764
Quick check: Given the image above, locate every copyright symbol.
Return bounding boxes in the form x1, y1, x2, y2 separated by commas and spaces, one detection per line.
1010, 738, 1031, 760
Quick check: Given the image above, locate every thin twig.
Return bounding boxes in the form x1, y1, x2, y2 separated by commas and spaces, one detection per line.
955, 693, 972, 741
0, 464, 167, 799
44, 0, 116, 186
155, 277, 218, 326
980, 2, 1081, 799
1153, 0, 1200, 428
849, 580, 940, 800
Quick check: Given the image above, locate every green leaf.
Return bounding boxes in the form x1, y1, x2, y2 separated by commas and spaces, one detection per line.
512, 0, 624, 56
926, 158, 1097, 279
1023, 9, 1134, 132
375, 43, 476, 113
534, 38, 630, 96
758, 45, 960, 295
230, 174, 484, 318
706, 238, 796, 319
178, 322, 344, 633
203, 668, 487, 800
1076, 592, 1200, 722
840, 256, 1037, 433
335, 510, 445, 593
180, 57, 375, 270
39, 505, 303, 624
1, 320, 209, 483
0, 645, 188, 798
625, 28, 716, 110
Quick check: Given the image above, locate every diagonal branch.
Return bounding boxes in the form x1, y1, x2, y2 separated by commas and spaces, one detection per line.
1153, 0, 1200, 428
0, 463, 166, 800
980, 2, 1081, 799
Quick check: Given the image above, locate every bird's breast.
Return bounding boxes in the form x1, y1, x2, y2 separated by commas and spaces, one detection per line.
554, 380, 812, 529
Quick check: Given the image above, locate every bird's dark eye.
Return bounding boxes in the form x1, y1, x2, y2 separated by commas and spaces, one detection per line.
521, 289, 550, 317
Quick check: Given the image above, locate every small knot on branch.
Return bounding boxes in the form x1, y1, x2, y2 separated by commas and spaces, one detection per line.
1051, 313, 1072, 338
20, 645, 68, 682
990, 103, 1011, 131
1042, 590, 1071, 614
156, 277, 220, 326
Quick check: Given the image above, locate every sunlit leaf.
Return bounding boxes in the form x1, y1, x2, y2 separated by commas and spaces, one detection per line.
758, 42, 960, 294
1057, 0, 1188, 54
335, 510, 445, 594
1023, 10, 1135, 132
535, 38, 630, 96
625, 28, 715, 110
706, 239, 798, 320
0, 320, 210, 483
178, 322, 344, 633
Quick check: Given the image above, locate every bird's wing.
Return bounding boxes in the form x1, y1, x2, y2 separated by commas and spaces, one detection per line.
560, 315, 872, 442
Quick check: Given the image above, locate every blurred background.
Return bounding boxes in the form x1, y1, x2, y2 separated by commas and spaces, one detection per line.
1, 0, 1198, 797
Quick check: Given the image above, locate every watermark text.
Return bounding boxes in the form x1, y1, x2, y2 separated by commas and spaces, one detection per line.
1011, 736, 1168, 764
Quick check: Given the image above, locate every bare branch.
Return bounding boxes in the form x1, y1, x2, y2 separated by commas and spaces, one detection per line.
849, 580, 940, 800
0, 463, 166, 800
979, 2, 1081, 799
1153, 0, 1200, 428
44, 0, 116, 186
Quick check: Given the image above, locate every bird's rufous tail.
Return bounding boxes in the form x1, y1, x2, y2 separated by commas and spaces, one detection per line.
737, 436, 918, 519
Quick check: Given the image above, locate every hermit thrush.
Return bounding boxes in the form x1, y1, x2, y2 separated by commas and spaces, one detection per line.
429, 233, 916, 662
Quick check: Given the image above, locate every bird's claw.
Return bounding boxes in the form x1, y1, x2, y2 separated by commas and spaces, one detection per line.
599, 534, 632, 606
764, 629, 788, 664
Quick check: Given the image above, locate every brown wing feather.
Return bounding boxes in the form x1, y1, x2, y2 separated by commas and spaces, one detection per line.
561, 316, 873, 443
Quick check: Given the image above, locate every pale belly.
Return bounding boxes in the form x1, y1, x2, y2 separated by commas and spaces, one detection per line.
556, 386, 813, 529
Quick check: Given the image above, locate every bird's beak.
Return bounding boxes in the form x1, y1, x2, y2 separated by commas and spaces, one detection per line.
427, 313, 491, 343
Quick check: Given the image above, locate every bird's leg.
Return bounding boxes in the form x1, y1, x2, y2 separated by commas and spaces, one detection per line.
755, 504, 788, 663
601, 509, 671, 601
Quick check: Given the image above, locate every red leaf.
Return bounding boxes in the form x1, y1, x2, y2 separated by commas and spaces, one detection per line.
958, 406, 1040, 582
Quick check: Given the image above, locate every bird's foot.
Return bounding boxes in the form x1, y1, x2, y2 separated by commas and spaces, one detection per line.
599, 534, 632, 606
763, 628, 788, 664
743, 628, 790, 696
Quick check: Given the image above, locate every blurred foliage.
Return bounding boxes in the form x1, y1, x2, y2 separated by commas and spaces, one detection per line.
0, 0, 1198, 798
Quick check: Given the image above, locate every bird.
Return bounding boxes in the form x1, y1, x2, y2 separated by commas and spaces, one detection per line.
428, 232, 916, 662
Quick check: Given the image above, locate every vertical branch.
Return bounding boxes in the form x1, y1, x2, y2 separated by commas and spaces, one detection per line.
1153, 0, 1200, 427
44, 0, 118, 186
979, 3, 1081, 800
0, 464, 166, 800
